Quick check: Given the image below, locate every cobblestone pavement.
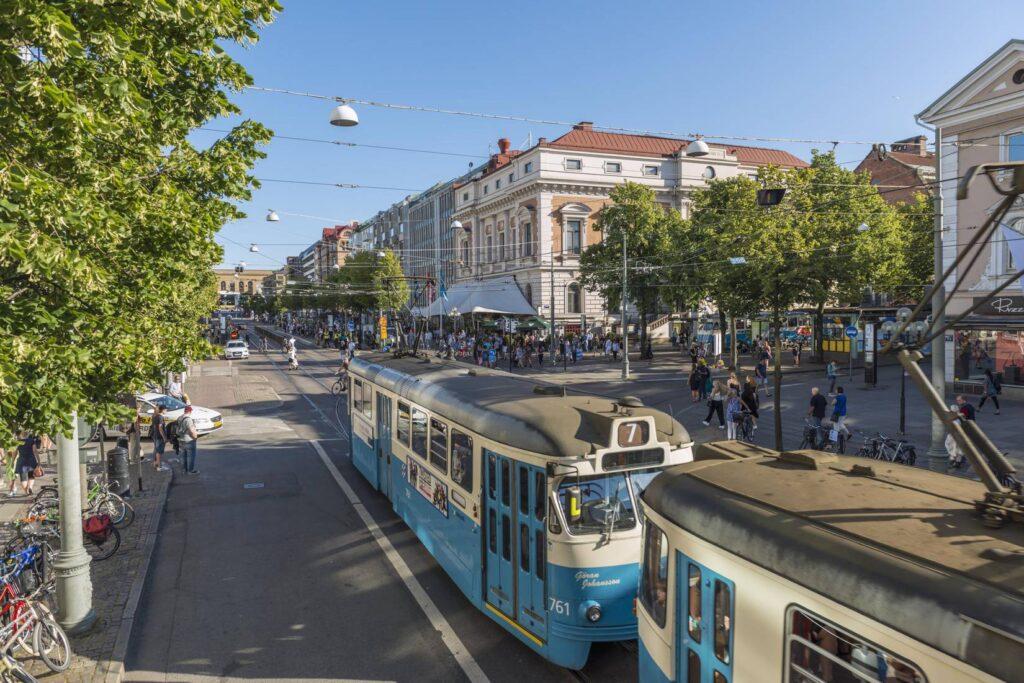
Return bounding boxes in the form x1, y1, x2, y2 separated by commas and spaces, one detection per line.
0, 461, 171, 681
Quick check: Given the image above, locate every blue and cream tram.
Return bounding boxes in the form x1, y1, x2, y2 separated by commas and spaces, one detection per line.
636, 442, 1024, 683
346, 354, 693, 668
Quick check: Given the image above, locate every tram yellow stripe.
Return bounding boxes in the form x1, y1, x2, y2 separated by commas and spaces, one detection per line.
485, 603, 545, 647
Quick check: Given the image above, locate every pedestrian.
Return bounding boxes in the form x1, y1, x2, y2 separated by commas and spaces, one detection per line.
808, 386, 828, 436
740, 377, 759, 430
696, 359, 711, 401
150, 405, 169, 471
831, 386, 849, 440
13, 432, 40, 497
702, 380, 726, 430
727, 368, 740, 393
826, 360, 838, 395
725, 389, 742, 440
755, 357, 769, 397
955, 394, 976, 421
688, 366, 701, 402
977, 368, 1002, 415
177, 405, 200, 474
612, 339, 620, 361
792, 341, 802, 367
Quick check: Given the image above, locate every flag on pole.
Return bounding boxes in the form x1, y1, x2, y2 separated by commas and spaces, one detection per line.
439, 270, 448, 302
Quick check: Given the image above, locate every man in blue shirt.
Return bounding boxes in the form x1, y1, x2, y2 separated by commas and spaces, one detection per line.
831, 386, 848, 438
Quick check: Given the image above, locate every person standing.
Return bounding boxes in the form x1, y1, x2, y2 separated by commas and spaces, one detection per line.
151, 405, 169, 471
826, 360, 838, 395
702, 380, 726, 430
696, 359, 711, 401
956, 394, 976, 421
831, 386, 849, 440
792, 341, 802, 367
977, 368, 1001, 415
177, 405, 200, 475
13, 432, 40, 497
808, 387, 828, 441
724, 389, 742, 440
740, 377, 759, 430
755, 357, 769, 397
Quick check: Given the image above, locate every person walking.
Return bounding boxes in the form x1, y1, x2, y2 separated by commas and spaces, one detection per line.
150, 405, 169, 471
13, 432, 40, 497
792, 341, 802, 367
808, 387, 828, 447
831, 386, 849, 441
724, 389, 742, 440
688, 366, 701, 402
755, 357, 769, 397
977, 368, 1002, 415
177, 405, 200, 475
826, 360, 838, 395
740, 377, 759, 430
702, 380, 726, 430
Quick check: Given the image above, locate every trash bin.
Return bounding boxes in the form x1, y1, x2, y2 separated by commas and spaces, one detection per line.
107, 446, 130, 496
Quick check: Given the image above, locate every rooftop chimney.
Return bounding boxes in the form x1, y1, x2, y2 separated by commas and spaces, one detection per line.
574, 121, 594, 131
498, 138, 510, 154
538, 137, 548, 144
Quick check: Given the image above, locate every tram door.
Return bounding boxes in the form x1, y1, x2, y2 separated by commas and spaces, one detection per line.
675, 553, 735, 683
375, 394, 392, 499
484, 450, 547, 640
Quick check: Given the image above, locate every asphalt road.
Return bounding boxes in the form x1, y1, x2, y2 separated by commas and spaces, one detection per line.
124, 329, 634, 682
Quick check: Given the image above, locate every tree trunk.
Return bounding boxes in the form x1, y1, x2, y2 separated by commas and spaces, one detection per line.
814, 302, 825, 364
717, 308, 728, 365
773, 311, 784, 451
729, 314, 738, 369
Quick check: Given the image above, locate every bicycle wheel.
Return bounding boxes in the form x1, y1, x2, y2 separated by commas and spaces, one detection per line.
330, 380, 342, 396
0, 656, 36, 683
905, 448, 917, 467
94, 493, 129, 527
84, 526, 120, 562
32, 607, 71, 673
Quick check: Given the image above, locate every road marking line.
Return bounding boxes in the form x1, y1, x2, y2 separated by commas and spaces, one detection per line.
310, 439, 488, 683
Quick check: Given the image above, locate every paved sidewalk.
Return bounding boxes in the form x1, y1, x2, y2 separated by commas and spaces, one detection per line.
0, 459, 170, 682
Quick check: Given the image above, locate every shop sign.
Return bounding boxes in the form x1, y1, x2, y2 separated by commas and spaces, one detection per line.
973, 296, 1024, 315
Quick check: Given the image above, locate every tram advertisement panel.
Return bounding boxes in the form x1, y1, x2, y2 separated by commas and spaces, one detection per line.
408, 460, 449, 517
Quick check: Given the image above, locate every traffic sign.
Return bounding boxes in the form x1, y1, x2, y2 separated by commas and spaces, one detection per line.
845, 325, 858, 339
347, 320, 355, 331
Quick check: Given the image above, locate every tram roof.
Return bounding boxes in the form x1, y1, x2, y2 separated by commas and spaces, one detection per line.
643, 444, 1024, 682
349, 353, 690, 458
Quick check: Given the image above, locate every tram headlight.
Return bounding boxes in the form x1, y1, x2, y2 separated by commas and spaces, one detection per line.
583, 601, 602, 623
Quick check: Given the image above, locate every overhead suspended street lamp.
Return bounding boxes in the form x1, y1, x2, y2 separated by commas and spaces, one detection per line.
329, 101, 359, 127
249, 243, 260, 253
266, 209, 280, 222
686, 137, 710, 157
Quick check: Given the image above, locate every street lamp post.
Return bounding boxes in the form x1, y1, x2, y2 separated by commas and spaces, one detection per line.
621, 231, 630, 380
549, 249, 557, 365
54, 412, 96, 633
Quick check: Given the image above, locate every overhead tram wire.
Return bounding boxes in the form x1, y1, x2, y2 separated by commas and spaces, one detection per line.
245, 84, 985, 151
197, 127, 488, 160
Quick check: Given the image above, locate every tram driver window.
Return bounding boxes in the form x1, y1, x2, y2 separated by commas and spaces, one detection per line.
639, 521, 668, 627
714, 580, 732, 665
429, 419, 448, 473
785, 606, 925, 683
396, 402, 411, 447
450, 431, 473, 492
411, 408, 428, 460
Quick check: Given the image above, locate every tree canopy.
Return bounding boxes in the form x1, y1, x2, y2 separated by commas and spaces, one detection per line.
0, 0, 280, 445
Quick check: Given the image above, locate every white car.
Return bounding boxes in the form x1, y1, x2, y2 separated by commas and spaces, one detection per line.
223, 340, 249, 359
136, 393, 223, 438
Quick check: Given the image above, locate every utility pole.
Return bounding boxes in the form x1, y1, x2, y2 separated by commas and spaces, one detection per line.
926, 125, 947, 472
54, 412, 96, 634
621, 231, 630, 380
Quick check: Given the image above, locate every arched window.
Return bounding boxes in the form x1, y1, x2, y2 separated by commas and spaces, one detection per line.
247, 280, 254, 293
525, 283, 533, 305
221, 280, 226, 291
566, 283, 581, 314
229, 281, 236, 292
486, 231, 493, 262
522, 221, 533, 256
499, 231, 506, 261
462, 238, 470, 267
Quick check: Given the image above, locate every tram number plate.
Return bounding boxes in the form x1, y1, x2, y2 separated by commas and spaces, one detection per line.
548, 598, 570, 615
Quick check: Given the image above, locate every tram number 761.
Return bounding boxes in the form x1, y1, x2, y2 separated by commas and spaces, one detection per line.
548, 598, 570, 615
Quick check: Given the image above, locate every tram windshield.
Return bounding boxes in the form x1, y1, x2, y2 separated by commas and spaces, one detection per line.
556, 468, 663, 536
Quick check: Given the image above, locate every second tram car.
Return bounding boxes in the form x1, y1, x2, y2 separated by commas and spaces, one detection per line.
637, 442, 1024, 682
347, 354, 693, 668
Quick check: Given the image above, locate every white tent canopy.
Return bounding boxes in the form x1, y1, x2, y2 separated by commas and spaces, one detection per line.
414, 278, 537, 317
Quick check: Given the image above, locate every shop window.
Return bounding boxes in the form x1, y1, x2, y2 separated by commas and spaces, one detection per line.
785, 606, 925, 682
639, 521, 669, 627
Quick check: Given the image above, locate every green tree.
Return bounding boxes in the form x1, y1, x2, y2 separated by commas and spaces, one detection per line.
896, 193, 935, 300
373, 249, 410, 313
579, 183, 675, 351
0, 0, 279, 445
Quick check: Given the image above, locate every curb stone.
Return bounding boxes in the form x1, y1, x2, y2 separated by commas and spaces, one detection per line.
99, 470, 172, 683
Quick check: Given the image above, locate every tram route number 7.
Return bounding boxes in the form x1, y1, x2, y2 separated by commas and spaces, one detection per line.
548, 597, 570, 615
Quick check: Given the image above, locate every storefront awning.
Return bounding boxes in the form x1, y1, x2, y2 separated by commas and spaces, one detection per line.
414, 278, 537, 317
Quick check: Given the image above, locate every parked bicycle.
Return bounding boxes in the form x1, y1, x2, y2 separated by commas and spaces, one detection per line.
854, 430, 917, 466
735, 410, 755, 443
32, 476, 134, 528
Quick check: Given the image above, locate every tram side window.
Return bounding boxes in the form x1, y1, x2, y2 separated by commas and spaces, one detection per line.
639, 521, 669, 627
687, 564, 702, 644
519, 467, 529, 512
353, 380, 364, 415
360, 384, 372, 419
533, 471, 545, 521
411, 408, 428, 460
786, 606, 926, 683
429, 418, 448, 473
396, 402, 411, 447
450, 431, 473, 493
714, 580, 732, 665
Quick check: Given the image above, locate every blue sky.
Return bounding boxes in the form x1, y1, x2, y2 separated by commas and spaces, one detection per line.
211, 0, 1024, 269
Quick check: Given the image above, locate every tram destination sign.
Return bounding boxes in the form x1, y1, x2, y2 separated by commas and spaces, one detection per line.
973, 296, 1024, 315
601, 448, 664, 471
